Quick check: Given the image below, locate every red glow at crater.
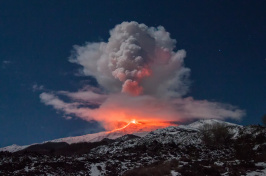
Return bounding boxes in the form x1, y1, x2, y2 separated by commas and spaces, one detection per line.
108, 119, 177, 134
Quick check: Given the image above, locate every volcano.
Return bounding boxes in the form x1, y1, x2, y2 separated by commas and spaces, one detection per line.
0, 120, 174, 152
50, 120, 174, 144
1, 119, 266, 176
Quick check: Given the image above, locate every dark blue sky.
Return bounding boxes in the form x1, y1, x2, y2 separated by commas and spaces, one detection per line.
0, 0, 265, 147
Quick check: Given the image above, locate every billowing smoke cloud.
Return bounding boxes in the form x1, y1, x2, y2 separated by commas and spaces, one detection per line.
40, 21, 245, 129
69, 22, 189, 97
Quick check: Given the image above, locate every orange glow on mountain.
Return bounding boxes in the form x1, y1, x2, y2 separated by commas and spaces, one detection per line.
109, 120, 138, 132
131, 119, 137, 124
108, 119, 176, 134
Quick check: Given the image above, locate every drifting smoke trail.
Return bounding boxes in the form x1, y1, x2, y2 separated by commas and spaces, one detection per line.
39, 21, 245, 130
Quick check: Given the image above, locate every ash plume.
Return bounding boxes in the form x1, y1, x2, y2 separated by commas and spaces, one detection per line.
40, 21, 245, 129
69, 22, 189, 97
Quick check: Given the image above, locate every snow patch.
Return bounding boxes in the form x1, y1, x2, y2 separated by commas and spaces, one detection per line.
171, 170, 181, 176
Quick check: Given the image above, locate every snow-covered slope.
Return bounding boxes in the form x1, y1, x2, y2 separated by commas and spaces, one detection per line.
181, 119, 241, 129
0, 144, 29, 153
0, 122, 152, 152
1, 119, 265, 176
50, 130, 149, 144
0, 119, 242, 153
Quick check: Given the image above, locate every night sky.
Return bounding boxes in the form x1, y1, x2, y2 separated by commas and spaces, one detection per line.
0, 0, 265, 147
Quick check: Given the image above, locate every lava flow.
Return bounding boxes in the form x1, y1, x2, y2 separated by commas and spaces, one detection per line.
109, 120, 139, 133
108, 119, 177, 134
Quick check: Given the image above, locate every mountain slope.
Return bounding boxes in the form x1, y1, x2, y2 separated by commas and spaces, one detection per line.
184, 119, 241, 129
1, 119, 266, 176
0, 144, 29, 153
0, 119, 245, 152
0, 120, 160, 152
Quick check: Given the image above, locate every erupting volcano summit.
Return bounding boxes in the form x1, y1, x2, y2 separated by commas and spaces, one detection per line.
39, 21, 245, 132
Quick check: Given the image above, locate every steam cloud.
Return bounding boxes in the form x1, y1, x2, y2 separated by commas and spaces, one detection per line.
40, 21, 245, 129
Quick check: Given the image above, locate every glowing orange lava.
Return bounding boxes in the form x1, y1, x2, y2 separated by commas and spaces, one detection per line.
131, 119, 137, 124
108, 119, 177, 134
109, 119, 139, 132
